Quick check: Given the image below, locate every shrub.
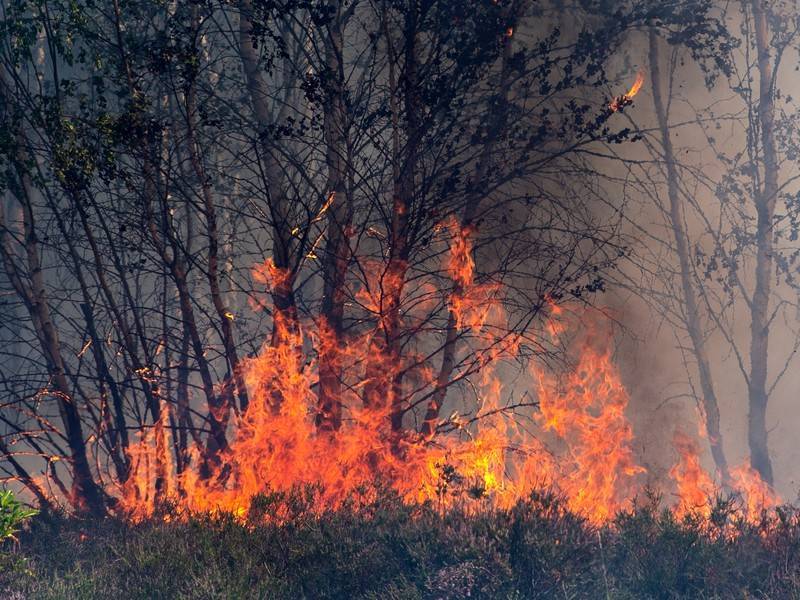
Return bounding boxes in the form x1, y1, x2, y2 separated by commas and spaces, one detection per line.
6, 489, 800, 598
0, 489, 38, 543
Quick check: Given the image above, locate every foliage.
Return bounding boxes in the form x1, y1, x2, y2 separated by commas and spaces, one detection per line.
0, 489, 38, 543
5, 490, 800, 599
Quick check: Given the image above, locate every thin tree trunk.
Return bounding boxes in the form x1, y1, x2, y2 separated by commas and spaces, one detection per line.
421, 5, 522, 437
238, 0, 300, 357
0, 159, 105, 516
0, 437, 52, 510
361, 3, 419, 437
317, 1, 352, 432
184, 11, 250, 414
135, 120, 229, 470
33, 175, 132, 483
170, 257, 230, 458
111, 0, 227, 465
648, 29, 730, 483
747, 0, 778, 486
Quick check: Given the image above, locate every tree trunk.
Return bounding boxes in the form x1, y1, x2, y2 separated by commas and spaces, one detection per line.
185, 12, 250, 414
648, 29, 730, 484
362, 3, 420, 437
746, 0, 778, 486
421, 4, 522, 437
0, 159, 106, 516
238, 0, 300, 357
317, 2, 352, 432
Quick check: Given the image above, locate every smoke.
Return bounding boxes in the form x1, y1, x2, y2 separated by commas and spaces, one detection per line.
585, 7, 800, 500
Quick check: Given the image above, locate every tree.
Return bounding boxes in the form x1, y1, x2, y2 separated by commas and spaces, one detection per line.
610, 0, 800, 488
0, 0, 705, 514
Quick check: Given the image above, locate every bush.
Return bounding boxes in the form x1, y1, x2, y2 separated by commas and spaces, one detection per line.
5, 490, 800, 599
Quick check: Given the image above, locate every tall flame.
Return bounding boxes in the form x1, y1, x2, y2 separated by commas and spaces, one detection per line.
115, 218, 782, 526
530, 306, 643, 523
670, 430, 716, 520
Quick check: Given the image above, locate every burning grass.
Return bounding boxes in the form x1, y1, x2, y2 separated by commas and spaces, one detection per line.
5, 488, 800, 599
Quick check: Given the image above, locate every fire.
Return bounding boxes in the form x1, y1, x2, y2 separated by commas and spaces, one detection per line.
445, 220, 503, 331
609, 71, 645, 112
114, 218, 782, 527
670, 430, 781, 522
670, 430, 716, 519
533, 315, 644, 523
729, 464, 781, 521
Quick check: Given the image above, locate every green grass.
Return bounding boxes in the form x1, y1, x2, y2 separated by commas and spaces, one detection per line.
4, 489, 800, 599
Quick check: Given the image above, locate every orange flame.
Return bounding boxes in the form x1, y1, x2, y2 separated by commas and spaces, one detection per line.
670, 430, 781, 522
609, 71, 645, 112
729, 464, 781, 522
113, 220, 783, 527
670, 430, 716, 519
533, 315, 644, 523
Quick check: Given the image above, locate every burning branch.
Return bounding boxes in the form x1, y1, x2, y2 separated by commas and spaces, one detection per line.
609, 71, 645, 112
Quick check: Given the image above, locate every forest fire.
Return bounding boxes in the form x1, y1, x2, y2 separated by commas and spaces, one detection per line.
117, 222, 779, 526
3, 3, 799, 595
671, 431, 717, 519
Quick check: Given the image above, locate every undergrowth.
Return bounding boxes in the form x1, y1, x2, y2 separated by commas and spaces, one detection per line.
3, 489, 800, 599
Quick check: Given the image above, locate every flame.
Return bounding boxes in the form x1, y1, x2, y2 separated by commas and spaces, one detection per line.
729, 464, 781, 521
609, 71, 645, 112
670, 430, 715, 519
670, 430, 781, 522
533, 315, 644, 523
252, 257, 292, 292
445, 219, 503, 331
112, 218, 783, 527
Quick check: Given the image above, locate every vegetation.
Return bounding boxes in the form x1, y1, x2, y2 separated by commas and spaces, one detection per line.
0, 489, 37, 542
0, 0, 748, 517
4, 491, 800, 599
1, 0, 799, 595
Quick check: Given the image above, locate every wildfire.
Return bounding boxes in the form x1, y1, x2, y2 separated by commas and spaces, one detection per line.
671, 430, 716, 519
670, 430, 780, 522
534, 323, 644, 523
730, 464, 781, 522
609, 71, 645, 112
114, 218, 781, 527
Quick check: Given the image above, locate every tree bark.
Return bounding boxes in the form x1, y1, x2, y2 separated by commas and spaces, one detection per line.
238, 0, 300, 356
0, 436, 52, 510
185, 9, 250, 414
111, 0, 228, 469
317, 2, 353, 432
648, 29, 730, 484
421, 4, 522, 437
746, 0, 778, 486
0, 154, 106, 516
361, 2, 420, 437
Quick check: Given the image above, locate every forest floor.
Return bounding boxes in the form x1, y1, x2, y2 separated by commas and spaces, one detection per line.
2, 490, 800, 599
